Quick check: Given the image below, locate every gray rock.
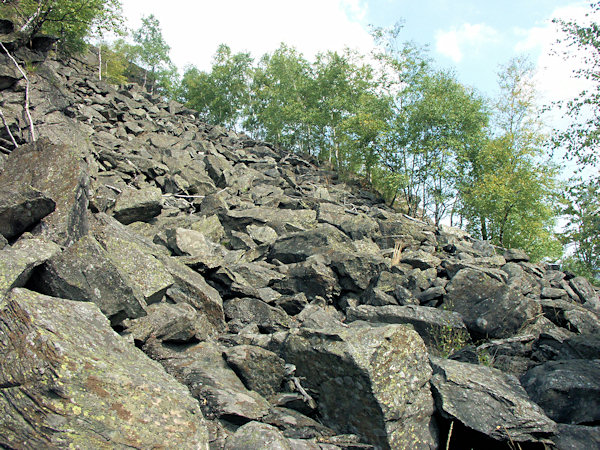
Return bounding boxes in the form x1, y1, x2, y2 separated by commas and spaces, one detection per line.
539, 298, 600, 335
0, 183, 56, 239
224, 298, 291, 333
430, 357, 556, 444
569, 276, 600, 311
521, 359, 600, 425
329, 252, 388, 292
281, 324, 437, 449
445, 268, 540, 338
224, 345, 286, 397
504, 248, 530, 262
400, 249, 442, 270
347, 304, 468, 353
225, 422, 292, 450
113, 186, 163, 225
144, 340, 270, 423
272, 257, 340, 302
263, 407, 336, 440
0, 288, 209, 449
0, 138, 89, 246
35, 234, 147, 324
227, 207, 317, 234
552, 424, 600, 450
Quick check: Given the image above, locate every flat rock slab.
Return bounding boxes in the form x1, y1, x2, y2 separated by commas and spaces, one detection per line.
430, 357, 556, 445
0, 288, 209, 449
113, 186, 163, 225
224, 345, 286, 398
281, 324, 437, 449
225, 421, 292, 450
0, 138, 90, 246
521, 359, 600, 425
0, 183, 55, 239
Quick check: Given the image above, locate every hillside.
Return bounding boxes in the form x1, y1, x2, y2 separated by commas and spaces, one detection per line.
1, 22, 600, 449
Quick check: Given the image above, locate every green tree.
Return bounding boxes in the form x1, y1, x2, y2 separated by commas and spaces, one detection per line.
132, 14, 171, 94
180, 44, 252, 129
456, 57, 561, 260
0, 0, 123, 53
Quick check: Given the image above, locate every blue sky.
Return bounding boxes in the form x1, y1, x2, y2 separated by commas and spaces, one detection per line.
120, 0, 594, 109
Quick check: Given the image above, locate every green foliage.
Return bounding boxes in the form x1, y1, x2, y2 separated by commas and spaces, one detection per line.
0, 0, 124, 54
131, 14, 172, 93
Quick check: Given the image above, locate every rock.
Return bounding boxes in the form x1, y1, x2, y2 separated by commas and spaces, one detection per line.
504, 248, 530, 262
0, 184, 56, 239
272, 257, 340, 302
224, 298, 291, 333
520, 359, 600, 425
165, 227, 227, 264
0, 138, 90, 246
113, 185, 163, 224
144, 340, 270, 423
338, 213, 379, 240
227, 207, 317, 234
247, 223, 278, 244
225, 422, 292, 450
552, 424, 600, 450
0, 237, 61, 296
569, 276, 600, 310
539, 298, 600, 335
269, 224, 356, 264
445, 268, 540, 338
400, 249, 442, 270
224, 345, 287, 398
281, 324, 437, 449
360, 271, 419, 307
346, 305, 469, 353
35, 234, 147, 324
329, 252, 388, 293
0, 288, 209, 449
263, 407, 335, 440
430, 357, 556, 445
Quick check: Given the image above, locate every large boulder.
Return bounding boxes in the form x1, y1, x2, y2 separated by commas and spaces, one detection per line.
520, 359, 600, 425
0, 288, 209, 449
0, 138, 90, 246
445, 268, 540, 338
281, 324, 437, 449
112, 185, 163, 225
0, 183, 55, 240
430, 357, 557, 445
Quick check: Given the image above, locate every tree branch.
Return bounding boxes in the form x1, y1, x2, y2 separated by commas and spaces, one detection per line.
0, 108, 19, 149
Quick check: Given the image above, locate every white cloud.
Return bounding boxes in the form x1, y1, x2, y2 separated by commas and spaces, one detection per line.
434, 23, 499, 63
120, 0, 374, 72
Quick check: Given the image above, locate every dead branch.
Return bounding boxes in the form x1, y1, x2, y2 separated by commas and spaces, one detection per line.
0, 41, 36, 142
291, 376, 317, 410
0, 108, 18, 149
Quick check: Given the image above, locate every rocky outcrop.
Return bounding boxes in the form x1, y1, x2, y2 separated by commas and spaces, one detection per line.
1, 24, 599, 449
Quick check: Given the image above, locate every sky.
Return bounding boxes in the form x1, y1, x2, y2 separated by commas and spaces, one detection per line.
119, 0, 596, 107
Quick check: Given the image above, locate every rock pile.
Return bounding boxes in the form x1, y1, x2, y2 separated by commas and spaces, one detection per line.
1, 23, 599, 449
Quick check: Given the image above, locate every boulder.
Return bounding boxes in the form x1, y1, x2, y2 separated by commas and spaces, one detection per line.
224, 298, 291, 333
0, 138, 90, 246
0, 288, 209, 449
224, 345, 287, 398
281, 324, 437, 449
35, 234, 147, 324
445, 268, 540, 338
520, 359, 600, 425
430, 357, 556, 445
144, 340, 270, 423
225, 422, 292, 450
569, 276, 600, 311
227, 207, 317, 234
112, 185, 163, 224
0, 183, 55, 239
400, 249, 442, 270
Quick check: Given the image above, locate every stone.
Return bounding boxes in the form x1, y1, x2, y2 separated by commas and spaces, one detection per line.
569, 276, 600, 311
0, 183, 55, 239
504, 248, 530, 262
281, 324, 437, 449
329, 252, 388, 292
224, 345, 287, 398
552, 424, 600, 450
0, 288, 209, 449
224, 298, 291, 333
0, 237, 61, 296
262, 407, 335, 440
430, 357, 556, 445
35, 235, 147, 324
400, 249, 442, 270
247, 223, 278, 244
445, 268, 540, 338
521, 359, 600, 425
226, 207, 317, 234
0, 138, 90, 246
144, 340, 270, 423
225, 422, 292, 450
272, 257, 340, 302
338, 213, 380, 240
346, 304, 469, 352
113, 185, 163, 225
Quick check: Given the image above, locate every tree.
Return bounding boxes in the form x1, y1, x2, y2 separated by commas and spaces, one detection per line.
132, 14, 171, 93
180, 44, 252, 129
456, 57, 561, 260
0, 0, 123, 53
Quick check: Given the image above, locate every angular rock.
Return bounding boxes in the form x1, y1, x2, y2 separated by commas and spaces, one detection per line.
347, 304, 469, 353
445, 268, 540, 338
400, 249, 442, 270
0, 183, 56, 239
224, 298, 291, 333
35, 234, 147, 324
0, 288, 209, 449
521, 359, 600, 425
224, 345, 286, 398
569, 276, 600, 311
504, 248, 530, 262
281, 324, 437, 449
144, 340, 270, 423
113, 185, 163, 224
272, 257, 340, 302
0, 237, 61, 296
227, 207, 317, 234
225, 422, 292, 450
430, 357, 556, 445
329, 252, 388, 293
0, 138, 89, 246
269, 224, 356, 264
552, 424, 600, 450
338, 213, 379, 240
263, 407, 335, 440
